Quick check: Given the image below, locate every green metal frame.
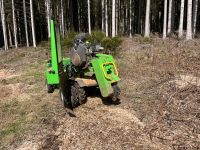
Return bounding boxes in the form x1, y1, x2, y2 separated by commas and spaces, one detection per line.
46, 20, 120, 99
46, 20, 62, 85
91, 54, 120, 97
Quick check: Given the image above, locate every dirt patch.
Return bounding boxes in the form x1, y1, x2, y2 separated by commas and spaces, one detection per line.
15, 141, 40, 150
104, 108, 145, 128
173, 74, 200, 88
39, 134, 62, 150
0, 83, 31, 101
0, 69, 20, 80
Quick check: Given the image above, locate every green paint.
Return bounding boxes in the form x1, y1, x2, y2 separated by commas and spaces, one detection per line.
46, 20, 61, 85
91, 54, 120, 97
46, 20, 120, 99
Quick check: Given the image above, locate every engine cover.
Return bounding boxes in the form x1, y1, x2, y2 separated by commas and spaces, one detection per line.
71, 43, 87, 67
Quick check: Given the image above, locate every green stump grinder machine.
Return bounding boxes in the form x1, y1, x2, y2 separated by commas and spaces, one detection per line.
46, 20, 121, 108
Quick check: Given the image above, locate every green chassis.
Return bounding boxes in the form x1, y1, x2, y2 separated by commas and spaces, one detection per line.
46, 20, 120, 106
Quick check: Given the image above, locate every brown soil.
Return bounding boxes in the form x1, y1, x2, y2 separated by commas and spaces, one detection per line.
1, 38, 200, 150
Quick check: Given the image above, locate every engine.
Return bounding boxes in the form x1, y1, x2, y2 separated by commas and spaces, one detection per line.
70, 33, 104, 68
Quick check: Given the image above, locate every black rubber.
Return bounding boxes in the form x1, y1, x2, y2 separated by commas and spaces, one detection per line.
59, 88, 71, 108
46, 80, 54, 93
71, 82, 87, 108
111, 84, 121, 103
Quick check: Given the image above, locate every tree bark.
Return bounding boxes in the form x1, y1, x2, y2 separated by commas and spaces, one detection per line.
163, 0, 167, 39
193, 0, 198, 36
12, 0, 18, 48
129, 0, 132, 38
1, 0, 8, 50
102, 0, 104, 31
186, 0, 192, 40
144, 0, 150, 37
87, 0, 91, 34
45, 0, 50, 38
61, 0, 65, 37
112, 0, 116, 37
8, 24, 13, 47
167, 0, 172, 34
23, 0, 29, 47
178, 0, 185, 38
105, 0, 108, 36
30, 0, 36, 47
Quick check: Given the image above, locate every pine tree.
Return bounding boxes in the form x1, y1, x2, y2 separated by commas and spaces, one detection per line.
144, 0, 150, 37
163, 0, 167, 39
129, 0, 132, 38
167, 0, 172, 34
186, 0, 192, 40
105, 0, 108, 36
12, 0, 18, 48
193, 0, 198, 36
1, 0, 8, 50
30, 0, 36, 47
112, 0, 116, 37
179, 0, 185, 38
23, 0, 29, 47
87, 0, 91, 34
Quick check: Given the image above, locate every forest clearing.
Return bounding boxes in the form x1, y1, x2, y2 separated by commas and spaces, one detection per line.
1, 0, 200, 149
0, 37, 200, 149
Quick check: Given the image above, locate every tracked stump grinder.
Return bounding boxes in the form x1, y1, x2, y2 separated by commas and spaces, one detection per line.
46, 20, 120, 108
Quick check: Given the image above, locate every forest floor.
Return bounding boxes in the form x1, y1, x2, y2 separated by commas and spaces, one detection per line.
0, 37, 200, 150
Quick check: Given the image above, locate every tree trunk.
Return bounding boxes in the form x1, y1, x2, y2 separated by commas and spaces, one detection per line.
77, 0, 81, 32
45, 0, 50, 38
61, 0, 65, 37
178, 0, 185, 38
167, 0, 172, 34
105, 0, 108, 36
8, 24, 13, 47
163, 0, 167, 39
87, 0, 91, 34
144, 0, 150, 37
112, 0, 116, 37
12, 0, 18, 48
23, 0, 29, 47
186, 0, 192, 40
1, 0, 8, 50
102, 0, 104, 31
30, 0, 36, 47
129, 0, 132, 38
116, 0, 118, 35
193, 0, 198, 36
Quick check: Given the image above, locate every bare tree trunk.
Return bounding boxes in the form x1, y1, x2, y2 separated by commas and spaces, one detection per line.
186, 0, 192, 40
179, 0, 185, 38
87, 0, 91, 34
112, 0, 116, 37
77, 0, 81, 32
167, 0, 172, 34
30, 0, 36, 47
129, 0, 132, 38
116, 0, 118, 35
163, 0, 167, 39
12, 0, 18, 48
193, 0, 198, 36
105, 0, 108, 36
8, 24, 13, 47
61, 0, 65, 37
45, 0, 50, 38
102, 0, 104, 31
144, 0, 150, 37
1, 0, 8, 50
23, 0, 29, 47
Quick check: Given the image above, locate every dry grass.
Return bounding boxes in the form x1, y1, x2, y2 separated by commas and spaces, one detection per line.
0, 37, 200, 149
